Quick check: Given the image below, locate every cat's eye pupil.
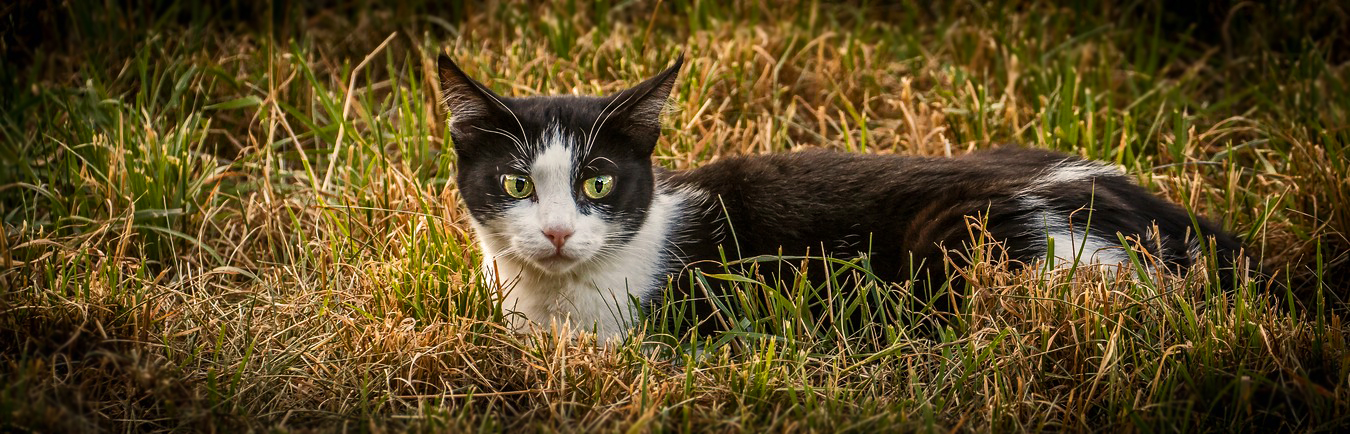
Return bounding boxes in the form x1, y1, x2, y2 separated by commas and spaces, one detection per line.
583, 175, 614, 199
502, 175, 533, 199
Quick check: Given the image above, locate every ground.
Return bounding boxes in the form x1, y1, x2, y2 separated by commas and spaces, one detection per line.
1, 1, 1348, 432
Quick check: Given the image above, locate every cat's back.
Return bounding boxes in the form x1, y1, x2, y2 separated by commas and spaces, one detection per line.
661, 147, 1129, 260
665, 146, 1111, 204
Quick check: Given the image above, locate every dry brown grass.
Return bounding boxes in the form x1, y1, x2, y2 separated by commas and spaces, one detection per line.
2, 0, 1348, 432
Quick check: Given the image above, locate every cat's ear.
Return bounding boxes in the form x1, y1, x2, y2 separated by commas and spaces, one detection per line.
608, 54, 683, 151
438, 54, 507, 138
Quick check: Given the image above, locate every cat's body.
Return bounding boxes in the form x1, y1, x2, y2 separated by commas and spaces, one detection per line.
439, 54, 1245, 341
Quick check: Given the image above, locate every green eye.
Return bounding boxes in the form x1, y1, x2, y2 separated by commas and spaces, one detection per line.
582, 175, 614, 199
502, 175, 534, 198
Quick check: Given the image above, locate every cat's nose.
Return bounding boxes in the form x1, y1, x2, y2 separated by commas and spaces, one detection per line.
542, 227, 573, 251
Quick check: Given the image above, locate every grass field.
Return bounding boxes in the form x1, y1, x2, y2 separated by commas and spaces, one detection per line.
2, 0, 1348, 431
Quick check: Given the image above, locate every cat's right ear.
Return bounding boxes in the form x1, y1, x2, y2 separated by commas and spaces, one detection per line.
437, 54, 505, 138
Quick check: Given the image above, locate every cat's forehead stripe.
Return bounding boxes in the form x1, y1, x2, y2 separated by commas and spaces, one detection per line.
526, 121, 586, 173
529, 125, 580, 210
504, 122, 586, 173
531, 143, 575, 178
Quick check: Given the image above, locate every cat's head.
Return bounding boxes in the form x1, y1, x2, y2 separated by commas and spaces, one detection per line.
438, 54, 682, 275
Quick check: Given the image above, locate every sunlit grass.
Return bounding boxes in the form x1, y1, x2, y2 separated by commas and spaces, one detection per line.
1, 0, 1347, 431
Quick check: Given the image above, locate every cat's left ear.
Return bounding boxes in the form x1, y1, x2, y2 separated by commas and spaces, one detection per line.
608, 54, 683, 152
437, 53, 508, 140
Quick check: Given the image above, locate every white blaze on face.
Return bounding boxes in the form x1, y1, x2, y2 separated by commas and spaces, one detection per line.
496, 125, 610, 274
531, 142, 577, 235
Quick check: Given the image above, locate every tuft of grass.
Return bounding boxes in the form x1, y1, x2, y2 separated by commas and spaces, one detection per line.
2, 0, 1347, 431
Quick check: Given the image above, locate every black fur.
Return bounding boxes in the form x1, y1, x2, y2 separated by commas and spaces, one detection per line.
661, 149, 1246, 329
667, 148, 1243, 276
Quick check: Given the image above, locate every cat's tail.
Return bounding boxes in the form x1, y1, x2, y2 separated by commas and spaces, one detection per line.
1151, 212, 1267, 294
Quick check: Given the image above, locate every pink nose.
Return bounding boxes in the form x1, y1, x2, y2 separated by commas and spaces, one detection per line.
542, 228, 573, 251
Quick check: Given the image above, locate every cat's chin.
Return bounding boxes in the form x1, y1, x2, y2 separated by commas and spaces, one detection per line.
525, 253, 586, 275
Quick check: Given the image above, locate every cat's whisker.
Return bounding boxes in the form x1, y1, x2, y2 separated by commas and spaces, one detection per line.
586, 92, 629, 154
471, 126, 526, 152
471, 81, 530, 147
587, 156, 615, 169
493, 127, 531, 155
588, 92, 638, 155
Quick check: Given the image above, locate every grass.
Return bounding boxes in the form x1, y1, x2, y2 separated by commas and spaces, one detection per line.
1, 0, 1348, 431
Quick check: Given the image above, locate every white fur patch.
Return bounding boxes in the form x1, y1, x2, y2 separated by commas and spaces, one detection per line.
1038, 159, 1125, 185
1044, 229, 1130, 265
1019, 196, 1130, 266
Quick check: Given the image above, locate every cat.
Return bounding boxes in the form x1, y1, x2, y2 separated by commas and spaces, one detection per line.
437, 53, 1249, 342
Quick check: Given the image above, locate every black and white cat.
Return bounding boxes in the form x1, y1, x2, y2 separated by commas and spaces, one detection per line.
437, 54, 1247, 341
